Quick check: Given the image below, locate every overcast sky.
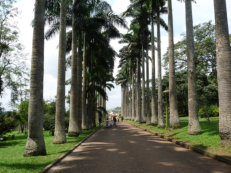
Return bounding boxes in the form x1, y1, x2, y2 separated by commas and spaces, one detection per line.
5, 0, 230, 110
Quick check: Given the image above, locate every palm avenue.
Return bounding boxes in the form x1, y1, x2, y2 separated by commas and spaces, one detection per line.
0, 0, 231, 172
24, 0, 231, 157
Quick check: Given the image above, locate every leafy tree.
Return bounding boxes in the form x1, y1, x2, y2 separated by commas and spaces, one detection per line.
16, 100, 29, 133
0, 0, 29, 106
163, 21, 218, 116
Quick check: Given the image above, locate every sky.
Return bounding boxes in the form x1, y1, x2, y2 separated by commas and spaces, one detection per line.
3, 0, 231, 110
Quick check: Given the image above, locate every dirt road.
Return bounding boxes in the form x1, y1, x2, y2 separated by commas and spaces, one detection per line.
47, 122, 231, 173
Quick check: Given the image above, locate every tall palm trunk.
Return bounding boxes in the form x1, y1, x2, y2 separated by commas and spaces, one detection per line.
137, 57, 141, 123
151, 10, 158, 125
68, 0, 79, 136
77, 46, 83, 132
185, 0, 201, 135
121, 86, 125, 116
157, 11, 164, 128
24, 0, 46, 156
132, 70, 135, 121
168, 0, 180, 129
141, 45, 146, 123
82, 33, 88, 130
146, 51, 151, 125
53, 0, 67, 144
214, 0, 231, 144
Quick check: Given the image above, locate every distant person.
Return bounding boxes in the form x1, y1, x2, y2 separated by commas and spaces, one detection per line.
113, 116, 117, 126
99, 116, 102, 127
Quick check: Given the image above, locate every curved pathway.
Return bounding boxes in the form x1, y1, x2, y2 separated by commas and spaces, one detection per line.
48, 122, 231, 173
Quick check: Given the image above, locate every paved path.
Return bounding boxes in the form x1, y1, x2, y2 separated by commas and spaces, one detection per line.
48, 122, 231, 173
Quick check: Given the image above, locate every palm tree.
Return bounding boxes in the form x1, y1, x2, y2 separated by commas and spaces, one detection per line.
146, 51, 151, 125
185, 0, 201, 135
24, 0, 46, 156
82, 32, 88, 130
141, 45, 146, 123
168, 0, 180, 129
214, 0, 231, 144
68, 0, 80, 136
53, 0, 67, 144
156, 0, 167, 128
150, 0, 158, 125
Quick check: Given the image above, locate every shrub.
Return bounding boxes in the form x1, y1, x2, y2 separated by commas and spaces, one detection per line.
199, 105, 219, 118
44, 113, 55, 136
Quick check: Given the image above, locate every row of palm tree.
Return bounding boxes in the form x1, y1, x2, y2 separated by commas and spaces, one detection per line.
118, 0, 231, 144
24, 0, 126, 156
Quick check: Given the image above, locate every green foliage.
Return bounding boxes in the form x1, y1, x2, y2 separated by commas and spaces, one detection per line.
43, 100, 56, 135
0, 0, 29, 107
199, 105, 219, 118
162, 21, 218, 115
43, 100, 69, 135
0, 111, 17, 136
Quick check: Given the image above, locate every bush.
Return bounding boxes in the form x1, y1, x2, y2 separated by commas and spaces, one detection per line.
44, 113, 55, 136
199, 105, 219, 118
0, 112, 17, 136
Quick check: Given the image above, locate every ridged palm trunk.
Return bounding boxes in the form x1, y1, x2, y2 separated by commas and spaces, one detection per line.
68, 0, 80, 136
146, 52, 151, 125
185, 0, 201, 135
24, 0, 46, 156
103, 91, 106, 120
126, 84, 131, 120
82, 33, 88, 130
53, 0, 67, 144
131, 70, 135, 121
121, 87, 124, 116
77, 48, 83, 132
137, 57, 141, 123
125, 86, 128, 119
214, 0, 231, 144
168, 0, 180, 129
157, 11, 164, 128
151, 10, 158, 125
141, 45, 146, 123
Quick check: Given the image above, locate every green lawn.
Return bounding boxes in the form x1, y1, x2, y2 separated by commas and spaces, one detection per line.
0, 127, 99, 173
126, 117, 231, 157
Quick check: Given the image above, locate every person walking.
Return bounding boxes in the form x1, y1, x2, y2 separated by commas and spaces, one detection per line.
113, 116, 117, 126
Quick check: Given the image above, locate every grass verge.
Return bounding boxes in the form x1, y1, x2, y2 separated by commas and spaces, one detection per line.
0, 126, 99, 173
126, 117, 231, 159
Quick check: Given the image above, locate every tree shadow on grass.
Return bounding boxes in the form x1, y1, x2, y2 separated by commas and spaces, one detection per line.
0, 162, 51, 171
200, 120, 218, 136
0, 141, 21, 148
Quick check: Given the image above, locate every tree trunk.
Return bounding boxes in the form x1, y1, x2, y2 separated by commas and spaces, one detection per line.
157, 11, 164, 128
24, 0, 46, 156
214, 0, 231, 144
121, 87, 124, 116
137, 57, 141, 123
68, 0, 79, 136
132, 70, 135, 121
185, 0, 201, 135
53, 0, 67, 144
77, 46, 83, 132
146, 51, 151, 125
151, 10, 158, 125
141, 45, 146, 123
168, 0, 180, 129
82, 33, 88, 130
